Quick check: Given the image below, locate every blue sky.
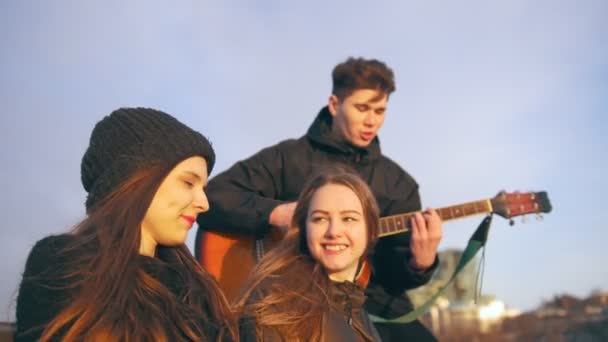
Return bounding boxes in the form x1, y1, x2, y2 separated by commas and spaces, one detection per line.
1, 0, 607, 319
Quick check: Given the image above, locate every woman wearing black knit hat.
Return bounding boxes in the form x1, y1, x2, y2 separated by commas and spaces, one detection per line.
14, 108, 236, 341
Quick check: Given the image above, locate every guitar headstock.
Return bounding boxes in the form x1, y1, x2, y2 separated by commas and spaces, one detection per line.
490, 191, 552, 220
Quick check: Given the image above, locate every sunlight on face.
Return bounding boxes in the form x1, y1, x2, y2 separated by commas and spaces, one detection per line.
140, 156, 209, 256
329, 89, 387, 148
306, 183, 368, 282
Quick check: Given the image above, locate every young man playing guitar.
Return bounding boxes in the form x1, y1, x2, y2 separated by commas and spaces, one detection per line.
197, 57, 443, 341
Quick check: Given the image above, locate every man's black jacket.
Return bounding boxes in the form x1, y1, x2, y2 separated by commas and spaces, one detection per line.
197, 106, 438, 318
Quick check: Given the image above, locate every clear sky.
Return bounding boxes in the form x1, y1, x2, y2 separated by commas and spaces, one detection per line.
1, 0, 607, 320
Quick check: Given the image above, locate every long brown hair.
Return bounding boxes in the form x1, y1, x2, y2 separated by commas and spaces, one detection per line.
37, 161, 236, 342
235, 167, 379, 341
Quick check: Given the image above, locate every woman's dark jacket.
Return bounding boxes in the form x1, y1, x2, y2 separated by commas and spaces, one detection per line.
197, 107, 438, 318
240, 281, 382, 341
15, 234, 229, 341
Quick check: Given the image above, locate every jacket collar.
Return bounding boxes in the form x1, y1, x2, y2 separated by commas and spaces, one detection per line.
329, 280, 366, 321
306, 106, 382, 162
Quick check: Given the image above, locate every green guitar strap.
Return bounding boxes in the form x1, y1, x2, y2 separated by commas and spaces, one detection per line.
370, 214, 493, 324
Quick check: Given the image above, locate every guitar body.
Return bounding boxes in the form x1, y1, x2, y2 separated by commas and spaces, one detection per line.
199, 229, 375, 300
198, 230, 281, 300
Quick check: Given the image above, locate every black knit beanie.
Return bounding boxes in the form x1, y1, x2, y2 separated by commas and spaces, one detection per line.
81, 107, 215, 211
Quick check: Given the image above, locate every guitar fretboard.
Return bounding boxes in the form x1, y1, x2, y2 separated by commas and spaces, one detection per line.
378, 199, 493, 237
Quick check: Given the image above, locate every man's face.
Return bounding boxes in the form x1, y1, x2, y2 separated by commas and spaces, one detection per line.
328, 89, 387, 148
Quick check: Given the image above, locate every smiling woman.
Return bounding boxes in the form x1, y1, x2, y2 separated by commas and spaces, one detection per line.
14, 108, 236, 342
140, 156, 210, 256
235, 166, 382, 341
306, 183, 370, 282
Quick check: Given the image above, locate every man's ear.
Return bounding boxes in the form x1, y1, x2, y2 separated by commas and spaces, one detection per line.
328, 95, 339, 116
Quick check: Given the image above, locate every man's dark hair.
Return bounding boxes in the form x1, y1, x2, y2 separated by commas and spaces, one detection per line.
331, 57, 396, 100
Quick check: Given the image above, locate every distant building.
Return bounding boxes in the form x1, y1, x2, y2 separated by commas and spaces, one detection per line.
407, 248, 519, 339
503, 291, 608, 340
408, 248, 481, 307
409, 256, 608, 342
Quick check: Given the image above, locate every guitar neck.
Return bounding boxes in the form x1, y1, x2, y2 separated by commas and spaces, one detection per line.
378, 199, 493, 237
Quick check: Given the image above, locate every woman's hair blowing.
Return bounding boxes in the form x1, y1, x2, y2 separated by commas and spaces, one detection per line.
235, 166, 379, 341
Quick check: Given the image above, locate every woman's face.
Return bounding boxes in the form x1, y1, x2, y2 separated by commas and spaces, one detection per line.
140, 156, 209, 255
306, 183, 368, 282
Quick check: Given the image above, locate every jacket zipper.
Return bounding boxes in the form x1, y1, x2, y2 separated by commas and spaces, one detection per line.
346, 293, 353, 326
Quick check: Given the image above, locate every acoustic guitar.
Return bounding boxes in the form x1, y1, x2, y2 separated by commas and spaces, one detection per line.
197, 191, 552, 300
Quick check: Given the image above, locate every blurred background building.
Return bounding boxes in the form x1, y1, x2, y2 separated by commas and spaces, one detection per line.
407, 249, 608, 341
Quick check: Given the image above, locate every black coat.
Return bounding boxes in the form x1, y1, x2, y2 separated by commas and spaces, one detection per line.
15, 235, 230, 342
197, 107, 438, 319
239, 281, 382, 342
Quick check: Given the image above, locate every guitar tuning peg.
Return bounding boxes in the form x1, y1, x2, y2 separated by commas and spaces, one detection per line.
509, 219, 515, 226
